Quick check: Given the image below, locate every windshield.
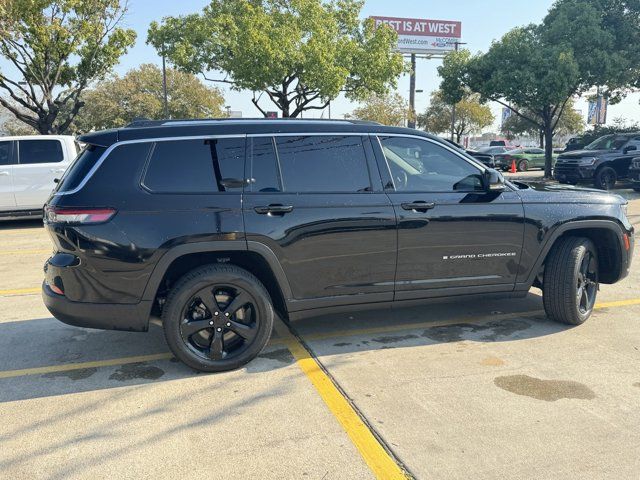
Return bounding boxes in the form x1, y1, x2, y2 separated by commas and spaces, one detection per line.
585, 135, 629, 151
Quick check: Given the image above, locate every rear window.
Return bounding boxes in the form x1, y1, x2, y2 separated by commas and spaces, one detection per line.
142, 138, 245, 193
18, 139, 64, 164
55, 144, 106, 192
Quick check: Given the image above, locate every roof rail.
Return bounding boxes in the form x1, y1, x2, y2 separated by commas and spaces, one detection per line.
124, 117, 382, 128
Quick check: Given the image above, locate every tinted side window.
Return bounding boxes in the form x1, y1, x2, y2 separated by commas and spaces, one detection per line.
18, 139, 63, 164
56, 144, 106, 192
275, 136, 370, 193
0, 141, 11, 166
380, 136, 484, 192
143, 138, 245, 193
249, 137, 281, 192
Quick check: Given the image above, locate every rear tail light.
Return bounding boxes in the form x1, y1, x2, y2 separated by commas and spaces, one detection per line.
45, 206, 116, 225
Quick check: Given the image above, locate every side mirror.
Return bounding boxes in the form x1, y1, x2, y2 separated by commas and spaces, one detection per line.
484, 168, 506, 192
624, 145, 637, 154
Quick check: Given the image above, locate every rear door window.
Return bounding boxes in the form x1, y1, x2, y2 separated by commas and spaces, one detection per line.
248, 137, 281, 192
274, 135, 371, 193
0, 141, 12, 165
142, 138, 245, 193
18, 139, 64, 164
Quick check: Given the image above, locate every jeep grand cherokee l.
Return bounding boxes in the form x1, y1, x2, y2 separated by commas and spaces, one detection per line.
554, 133, 640, 190
42, 119, 635, 372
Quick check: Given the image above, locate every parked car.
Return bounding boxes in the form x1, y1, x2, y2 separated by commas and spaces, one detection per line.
42, 118, 634, 372
628, 156, 640, 192
494, 148, 557, 172
564, 136, 589, 152
440, 138, 495, 167
554, 133, 640, 190
478, 146, 509, 156
0, 135, 77, 217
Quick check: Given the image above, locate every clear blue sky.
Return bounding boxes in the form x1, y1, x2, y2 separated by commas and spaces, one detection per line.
5, 0, 640, 128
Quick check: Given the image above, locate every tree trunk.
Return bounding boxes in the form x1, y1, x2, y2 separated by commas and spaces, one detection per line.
543, 124, 554, 179
539, 130, 544, 148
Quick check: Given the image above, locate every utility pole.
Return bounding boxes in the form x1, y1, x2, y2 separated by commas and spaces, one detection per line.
408, 53, 417, 129
450, 41, 467, 142
162, 45, 169, 119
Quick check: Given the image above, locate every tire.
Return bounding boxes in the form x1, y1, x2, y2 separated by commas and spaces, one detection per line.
594, 166, 617, 190
518, 159, 529, 172
162, 264, 274, 372
543, 237, 599, 325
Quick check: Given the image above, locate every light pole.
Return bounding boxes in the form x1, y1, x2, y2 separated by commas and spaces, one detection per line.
162, 45, 169, 119
408, 54, 417, 128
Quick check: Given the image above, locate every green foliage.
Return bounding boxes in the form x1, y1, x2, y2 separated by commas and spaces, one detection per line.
418, 90, 494, 143
72, 64, 226, 132
147, 0, 404, 117
346, 92, 408, 126
501, 99, 585, 139
438, 0, 640, 177
575, 118, 640, 146
0, 0, 136, 134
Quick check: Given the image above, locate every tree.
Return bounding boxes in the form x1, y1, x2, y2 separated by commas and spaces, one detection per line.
346, 92, 408, 126
439, 0, 640, 178
0, 0, 136, 134
501, 99, 584, 145
147, 0, 404, 118
418, 90, 494, 143
73, 64, 226, 132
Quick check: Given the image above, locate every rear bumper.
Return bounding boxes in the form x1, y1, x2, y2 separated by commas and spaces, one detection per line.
42, 282, 151, 332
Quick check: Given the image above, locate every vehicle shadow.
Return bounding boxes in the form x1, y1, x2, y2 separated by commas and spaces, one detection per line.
0, 218, 43, 231
0, 291, 566, 404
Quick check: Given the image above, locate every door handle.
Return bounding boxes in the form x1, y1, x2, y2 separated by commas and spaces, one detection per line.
254, 204, 294, 215
0, 171, 9, 176
401, 201, 436, 212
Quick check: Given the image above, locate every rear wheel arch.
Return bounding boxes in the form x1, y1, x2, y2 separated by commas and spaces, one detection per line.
144, 242, 291, 319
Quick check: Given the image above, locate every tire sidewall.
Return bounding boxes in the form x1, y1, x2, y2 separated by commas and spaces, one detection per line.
163, 267, 274, 372
596, 167, 617, 190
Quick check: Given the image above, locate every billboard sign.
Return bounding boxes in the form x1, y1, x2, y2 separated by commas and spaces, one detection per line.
371, 16, 462, 54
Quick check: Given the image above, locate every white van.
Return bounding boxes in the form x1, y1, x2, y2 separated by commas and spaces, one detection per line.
0, 135, 78, 217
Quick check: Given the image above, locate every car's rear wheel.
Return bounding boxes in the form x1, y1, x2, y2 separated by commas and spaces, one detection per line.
594, 166, 617, 190
518, 159, 529, 172
542, 237, 599, 325
162, 265, 274, 372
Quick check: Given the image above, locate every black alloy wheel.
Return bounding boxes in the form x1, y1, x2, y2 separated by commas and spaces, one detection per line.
576, 250, 598, 316
163, 265, 274, 372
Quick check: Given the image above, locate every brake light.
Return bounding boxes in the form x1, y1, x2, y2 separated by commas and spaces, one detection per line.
45, 206, 116, 224
623, 234, 630, 251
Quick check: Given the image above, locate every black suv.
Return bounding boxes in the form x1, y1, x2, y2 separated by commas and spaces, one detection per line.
42, 119, 635, 372
554, 133, 640, 190
628, 156, 640, 192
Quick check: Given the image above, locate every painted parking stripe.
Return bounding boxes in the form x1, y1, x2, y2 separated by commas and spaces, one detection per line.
274, 318, 411, 479
594, 298, 640, 309
0, 353, 174, 379
0, 287, 41, 296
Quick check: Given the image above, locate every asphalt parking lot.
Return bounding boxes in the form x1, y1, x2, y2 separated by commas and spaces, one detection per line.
1, 191, 639, 480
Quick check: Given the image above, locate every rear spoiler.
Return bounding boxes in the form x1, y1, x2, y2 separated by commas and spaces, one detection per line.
77, 129, 119, 148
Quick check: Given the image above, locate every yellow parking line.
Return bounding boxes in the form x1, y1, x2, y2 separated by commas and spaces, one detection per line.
0, 353, 174, 379
274, 319, 410, 479
0, 287, 41, 296
595, 298, 640, 309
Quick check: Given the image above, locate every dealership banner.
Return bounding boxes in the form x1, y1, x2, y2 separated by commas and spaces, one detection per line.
371, 16, 462, 54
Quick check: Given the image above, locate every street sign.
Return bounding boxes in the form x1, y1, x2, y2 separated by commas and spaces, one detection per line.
370, 16, 462, 54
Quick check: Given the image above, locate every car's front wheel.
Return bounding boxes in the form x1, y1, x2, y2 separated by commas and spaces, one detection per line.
594, 166, 617, 190
542, 237, 599, 325
518, 159, 529, 172
162, 265, 274, 372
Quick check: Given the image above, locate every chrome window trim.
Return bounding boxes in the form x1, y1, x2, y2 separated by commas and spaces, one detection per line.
55, 134, 246, 196
247, 132, 370, 138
